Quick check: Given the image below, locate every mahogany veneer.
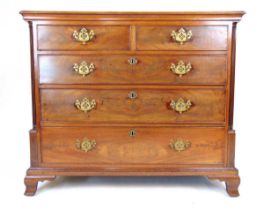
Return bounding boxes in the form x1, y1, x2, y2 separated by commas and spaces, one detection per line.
41, 127, 226, 165
136, 26, 228, 50
39, 54, 227, 85
37, 25, 130, 50
21, 11, 244, 196
41, 88, 226, 124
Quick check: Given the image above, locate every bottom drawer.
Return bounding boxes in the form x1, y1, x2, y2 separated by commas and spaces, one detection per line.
40, 127, 226, 165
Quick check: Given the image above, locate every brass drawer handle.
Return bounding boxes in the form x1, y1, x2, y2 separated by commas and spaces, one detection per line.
171, 28, 192, 45
73, 61, 95, 76
76, 138, 96, 152
128, 129, 137, 137
170, 139, 191, 152
170, 60, 192, 77
128, 91, 138, 99
75, 98, 96, 112
170, 98, 192, 114
73, 27, 95, 44
128, 57, 138, 65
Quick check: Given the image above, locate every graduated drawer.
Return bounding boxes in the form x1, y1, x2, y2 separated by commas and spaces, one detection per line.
136, 26, 228, 51
39, 54, 227, 85
40, 127, 225, 165
37, 25, 130, 50
40, 88, 225, 124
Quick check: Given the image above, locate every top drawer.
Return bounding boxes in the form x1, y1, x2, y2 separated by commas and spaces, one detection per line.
136, 26, 228, 51
37, 25, 130, 50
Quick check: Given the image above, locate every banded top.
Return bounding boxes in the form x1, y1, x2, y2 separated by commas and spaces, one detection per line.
20, 11, 245, 22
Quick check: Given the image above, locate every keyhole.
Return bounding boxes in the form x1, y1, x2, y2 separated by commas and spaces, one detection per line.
128, 57, 138, 65
128, 129, 137, 137
128, 91, 137, 99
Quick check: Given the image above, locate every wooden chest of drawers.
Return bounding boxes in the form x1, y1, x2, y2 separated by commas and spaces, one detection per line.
21, 11, 244, 196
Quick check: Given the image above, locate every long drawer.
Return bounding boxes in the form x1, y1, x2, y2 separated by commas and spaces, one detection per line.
37, 25, 130, 50
136, 26, 228, 51
40, 88, 226, 124
41, 127, 226, 165
39, 54, 227, 85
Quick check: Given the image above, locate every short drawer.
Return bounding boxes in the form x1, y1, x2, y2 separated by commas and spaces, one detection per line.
41, 127, 226, 165
39, 55, 131, 84
39, 54, 227, 85
37, 25, 130, 50
136, 26, 227, 51
132, 54, 227, 85
40, 88, 226, 124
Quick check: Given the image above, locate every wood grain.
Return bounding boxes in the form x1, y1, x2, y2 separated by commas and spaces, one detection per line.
21, 11, 244, 196
136, 26, 228, 51
40, 127, 226, 165
20, 11, 245, 22
40, 88, 226, 124
37, 25, 130, 50
39, 54, 227, 85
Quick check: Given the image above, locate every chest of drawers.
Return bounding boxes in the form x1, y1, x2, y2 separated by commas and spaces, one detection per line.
21, 11, 244, 196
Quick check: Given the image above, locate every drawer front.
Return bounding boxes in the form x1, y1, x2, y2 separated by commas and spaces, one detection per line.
41, 127, 225, 165
39, 55, 226, 85
41, 89, 225, 123
136, 26, 227, 51
37, 25, 130, 50
39, 55, 132, 84
133, 55, 227, 85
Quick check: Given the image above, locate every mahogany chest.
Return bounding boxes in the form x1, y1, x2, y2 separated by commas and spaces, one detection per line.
21, 11, 244, 196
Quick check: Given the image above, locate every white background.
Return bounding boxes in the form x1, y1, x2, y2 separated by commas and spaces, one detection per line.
0, 0, 263, 209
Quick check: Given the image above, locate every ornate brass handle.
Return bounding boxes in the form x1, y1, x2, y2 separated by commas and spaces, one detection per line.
128, 57, 138, 65
73, 61, 95, 76
73, 28, 95, 44
75, 98, 96, 112
170, 139, 191, 152
171, 28, 192, 45
76, 138, 96, 152
170, 98, 192, 114
170, 60, 192, 77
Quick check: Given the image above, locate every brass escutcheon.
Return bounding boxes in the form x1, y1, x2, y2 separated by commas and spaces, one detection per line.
170, 139, 191, 152
171, 28, 192, 45
128, 91, 138, 99
128, 57, 138, 65
73, 27, 95, 44
76, 138, 96, 152
170, 60, 192, 77
73, 61, 95, 76
75, 98, 96, 112
128, 129, 137, 137
170, 98, 192, 114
